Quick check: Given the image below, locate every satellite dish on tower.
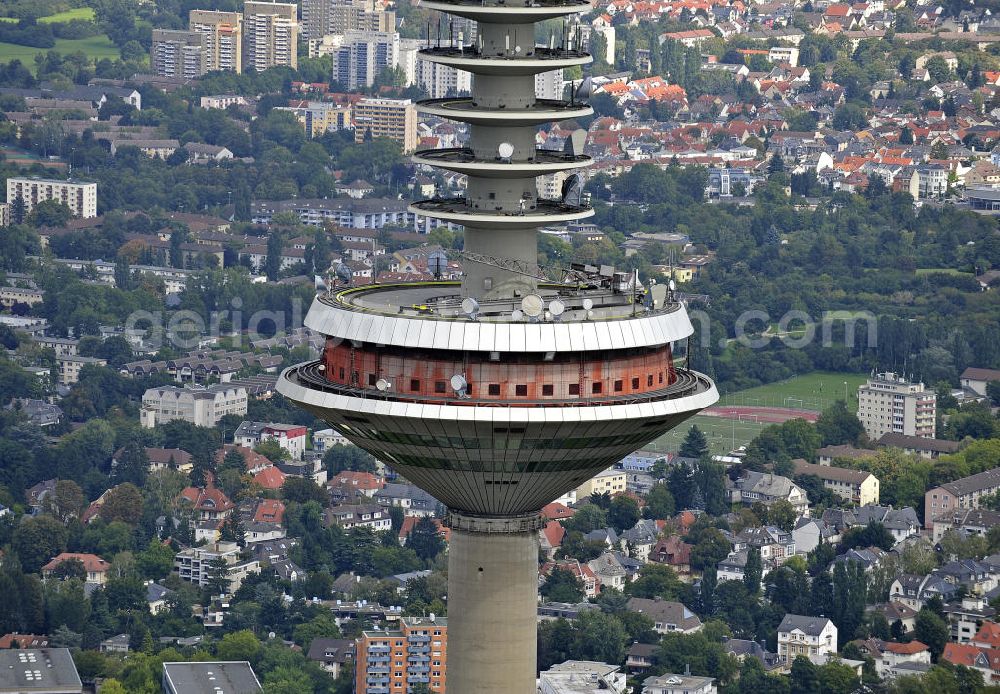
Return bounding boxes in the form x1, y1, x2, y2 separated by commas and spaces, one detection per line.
521, 294, 543, 318
561, 173, 584, 206
511, 309, 524, 321
428, 250, 447, 279
461, 297, 480, 318
376, 378, 391, 392
498, 142, 514, 160
548, 299, 565, 317
668, 279, 676, 292
336, 263, 353, 285
582, 298, 594, 310
450, 374, 469, 398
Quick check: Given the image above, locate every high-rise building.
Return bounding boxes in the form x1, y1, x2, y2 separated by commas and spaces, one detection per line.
302, 0, 395, 40
6, 176, 97, 218
331, 29, 399, 89
356, 616, 447, 693
352, 97, 417, 152
189, 10, 243, 73
243, 1, 299, 72
415, 50, 472, 98
857, 372, 936, 440
151, 29, 208, 79
275, 0, 717, 690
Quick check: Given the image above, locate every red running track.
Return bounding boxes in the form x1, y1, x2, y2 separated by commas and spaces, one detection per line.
701, 405, 820, 424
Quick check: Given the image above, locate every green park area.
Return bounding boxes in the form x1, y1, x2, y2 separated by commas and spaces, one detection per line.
0, 35, 119, 68
37, 7, 96, 23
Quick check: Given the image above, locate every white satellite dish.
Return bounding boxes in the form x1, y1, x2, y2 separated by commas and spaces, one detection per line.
450, 374, 468, 396
582, 298, 594, 310
376, 378, 391, 392
548, 299, 565, 317
668, 279, 676, 292
498, 142, 514, 159
521, 294, 543, 317
586, 310, 594, 319
511, 309, 524, 321
461, 297, 480, 316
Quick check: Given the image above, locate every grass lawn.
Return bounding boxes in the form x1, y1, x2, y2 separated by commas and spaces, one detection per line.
0, 35, 119, 68
718, 371, 869, 413
651, 414, 768, 457
38, 8, 96, 23
0, 17, 17, 23
915, 268, 973, 276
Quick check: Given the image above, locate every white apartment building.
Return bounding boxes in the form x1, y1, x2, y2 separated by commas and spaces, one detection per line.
313, 428, 350, 453
151, 29, 207, 79
243, 1, 298, 72
7, 177, 97, 218
535, 69, 565, 100
174, 541, 260, 593
301, 0, 395, 40
857, 372, 936, 440
776, 615, 837, 664
189, 10, 243, 73
332, 30, 399, 90
141, 384, 248, 428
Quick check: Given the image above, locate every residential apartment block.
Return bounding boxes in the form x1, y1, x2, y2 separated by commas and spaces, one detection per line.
151, 29, 208, 79
924, 467, 1000, 529
274, 100, 352, 137
243, 1, 298, 72
331, 30, 400, 90
352, 98, 417, 152
356, 616, 447, 694
301, 0, 395, 40
857, 372, 936, 440
6, 177, 97, 219
140, 384, 248, 428
234, 421, 307, 460
792, 460, 880, 505
189, 10, 243, 73
57, 354, 106, 385
575, 467, 627, 498
174, 541, 261, 594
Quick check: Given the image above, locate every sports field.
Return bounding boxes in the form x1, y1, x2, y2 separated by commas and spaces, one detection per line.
716, 371, 868, 413
0, 35, 119, 67
648, 371, 868, 455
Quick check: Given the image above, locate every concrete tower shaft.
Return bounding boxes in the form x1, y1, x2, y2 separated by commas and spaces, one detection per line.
277, 2, 719, 690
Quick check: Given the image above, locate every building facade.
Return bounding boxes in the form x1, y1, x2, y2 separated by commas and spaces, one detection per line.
857, 372, 936, 440
189, 10, 243, 73
792, 460, 880, 505
352, 98, 417, 152
151, 29, 208, 79
776, 615, 837, 664
6, 177, 97, 219
925, 468, 1000, 529
140, 384, 248, 428
356, 616, 447, 693
332, 30, 400, 90
174, 541, 260, 593
243, 1, 298, 72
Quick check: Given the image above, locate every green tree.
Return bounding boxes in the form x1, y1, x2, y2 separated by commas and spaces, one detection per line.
136, 538, 174, 580
205, 556, 231, 597
541, 567, 585, 603
281, 477, 328, 505
217, 629, 262, 662
644, 483, 675, 519
815, 400, 864, 446
571, 609, 629, 664
407, 516, 445, 562
12, 515, 69, 573
766, 499, 798, 532
680, 425, 710, 458
608, 495, 640, 532
98, 483, 143, 524
323, 445, 376, 474
790, 656, 820, 694
915, 608, 949, 660
743, 547, 762, 595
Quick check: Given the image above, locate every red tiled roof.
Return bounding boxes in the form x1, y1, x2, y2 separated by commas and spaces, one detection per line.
883, 640, 928, 654
178, 485, 235, 512
216, 444, 272, 472
254, 466, 287, 490
399, 516, 451, 543
42, 552, 110, 574
541, 502, 575, 520
329, 471, 383, 491
541, 520, 566, 549
253, 498, 286, 524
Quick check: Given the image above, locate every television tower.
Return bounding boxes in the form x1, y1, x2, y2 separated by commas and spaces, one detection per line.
277, 0, 718, 690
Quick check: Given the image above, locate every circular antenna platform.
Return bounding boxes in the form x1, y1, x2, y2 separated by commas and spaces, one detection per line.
548, 299, 565, 317
498, 142, 514, 159
521, 294, 543, 317
582, 298, 594, 310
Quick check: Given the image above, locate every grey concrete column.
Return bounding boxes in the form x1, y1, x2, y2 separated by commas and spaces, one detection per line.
446, 512, 543, 694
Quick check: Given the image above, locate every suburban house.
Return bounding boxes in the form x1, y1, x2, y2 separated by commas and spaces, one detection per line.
792, 460, 880, 505
776, 615, 837, 664
727, 472, 809, 515
42, 552, 112, 584
626, 597, 703, 635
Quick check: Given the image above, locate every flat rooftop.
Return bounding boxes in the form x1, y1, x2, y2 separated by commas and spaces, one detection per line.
0, 649, 81, 693
162, 662, 261, 694
319, 280, 681, 323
